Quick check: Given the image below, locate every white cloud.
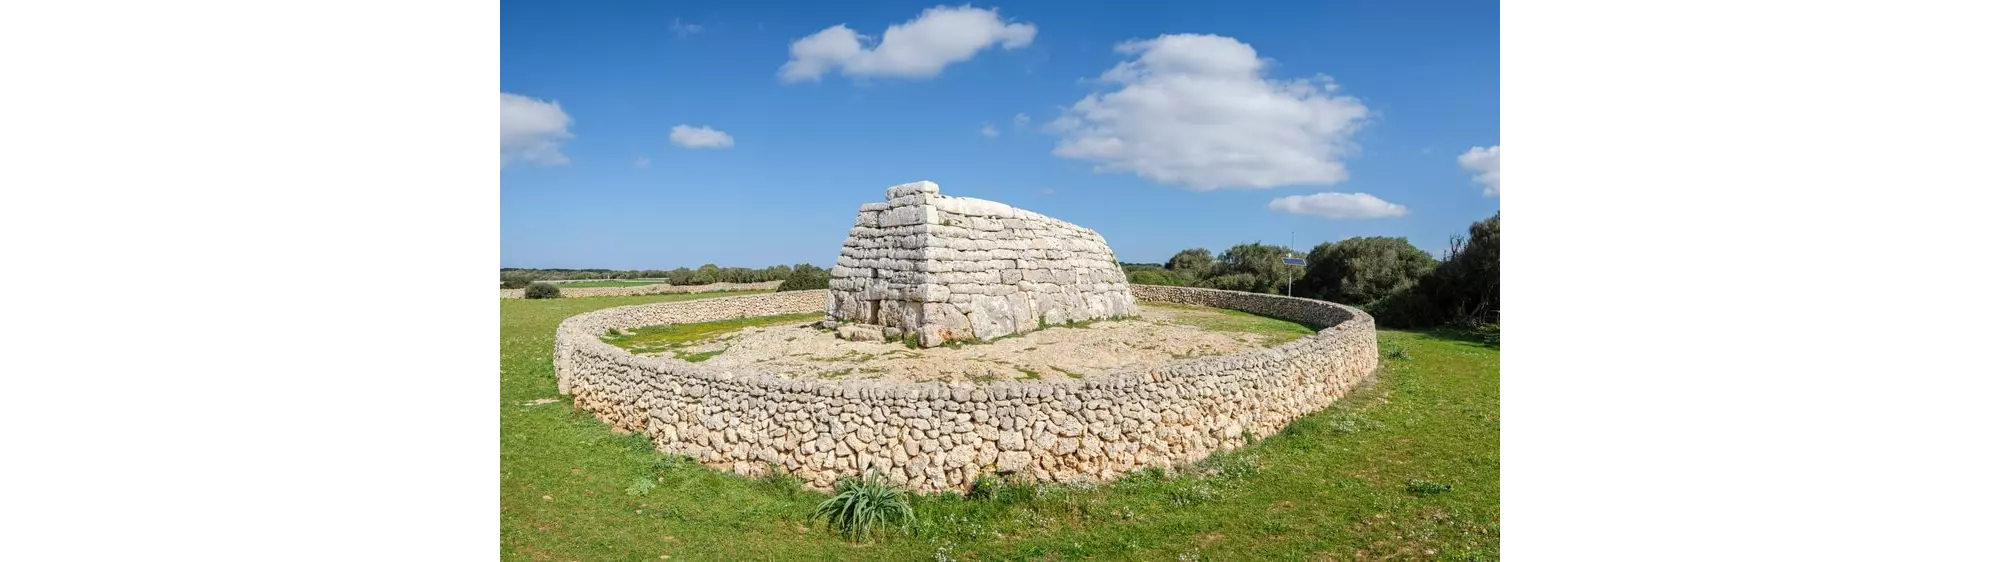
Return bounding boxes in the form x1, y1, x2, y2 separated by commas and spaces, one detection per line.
1268, 192, 1408, 219
1039, 188, 1055, 196
1012, 113, 1030, 127
980, 124, 998, 138
633, 156, 651, 169
500, 92, 573, 167
671, 18, 703, 37
669, 125, 734, 149
1049, 34, 1369, 190
1459, 145, 1500, 196
779, 5, 1037, 83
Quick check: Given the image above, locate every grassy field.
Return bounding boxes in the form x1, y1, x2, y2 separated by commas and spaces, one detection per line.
502, 292, 1499, 560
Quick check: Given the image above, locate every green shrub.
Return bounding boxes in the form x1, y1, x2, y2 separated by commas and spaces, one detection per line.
524, 282, 561, 299
1298, 237, 1437, 305
1366, 213, 1499, 329
812, 470, 914, 541
500, 272, 536, 289
778, 263, 830, 291
969, 473, 1002, 500
1125, 267, 1189, 286
1196, 273, 1260, 292
1164, 248, 1214, 278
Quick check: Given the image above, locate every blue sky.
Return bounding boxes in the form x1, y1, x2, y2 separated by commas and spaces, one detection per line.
502, 1, 1498, 269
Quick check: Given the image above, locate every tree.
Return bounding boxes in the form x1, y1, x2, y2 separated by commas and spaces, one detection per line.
1213, 243, 1303, 294
1126, 267, 1189, 286
779, 263, 830, 291
1367, 213, 1500, 328
1164, 248, 1214, 278
692, 264, 720, 285
1299, 237, 1438, 305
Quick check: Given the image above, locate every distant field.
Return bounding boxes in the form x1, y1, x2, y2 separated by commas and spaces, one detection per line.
538, 279, 669, 288
501, 292, 1499, 560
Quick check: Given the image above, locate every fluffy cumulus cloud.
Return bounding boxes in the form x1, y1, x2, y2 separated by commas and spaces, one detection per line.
1048, 34, 1370, 190
779, 5, 1036, 83
1268, 192, 1408, 220
1012, 112, 1030, 127
1459, 145, 1500, 196
500, 92, 573, 166
669, 125, 734, 149
980, 124, 999, 138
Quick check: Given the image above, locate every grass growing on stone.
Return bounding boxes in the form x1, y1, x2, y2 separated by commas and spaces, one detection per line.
504, 294, 1498, 560
1145, 302, 1323, 346
601, 311, 823, 356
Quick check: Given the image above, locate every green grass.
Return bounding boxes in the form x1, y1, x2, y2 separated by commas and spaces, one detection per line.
601, 311, 822, 356
504, 294, 1498, 560
1145, 302, 1323, 346
541, 279, 671, 288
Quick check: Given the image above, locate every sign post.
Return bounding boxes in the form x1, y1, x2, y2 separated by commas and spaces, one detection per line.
1283, 256, 1306, 296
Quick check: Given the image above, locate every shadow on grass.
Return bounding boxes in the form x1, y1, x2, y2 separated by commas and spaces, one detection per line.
1398, 325, 1500, 350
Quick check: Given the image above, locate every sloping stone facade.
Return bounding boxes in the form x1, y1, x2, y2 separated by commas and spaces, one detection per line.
826, 181, 1139, 346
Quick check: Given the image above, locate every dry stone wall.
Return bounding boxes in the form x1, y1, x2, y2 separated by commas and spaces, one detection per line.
554, 286, 1378, 494
501, 280, 782, 299
827, 181, 1139, 346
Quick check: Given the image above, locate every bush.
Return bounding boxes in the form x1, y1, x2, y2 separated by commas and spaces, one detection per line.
778, 263, 830, 291
1125, 267, 1189, 286
812, 470, 913, 541
1197, 273, 1260, 292
1298, 237, 1437, 305
1164, 248, 1214, 278
1213, 243, 1305, 294
500, 272, 536, 289
524, 282, 561, 299
1367, 213, 1499, 328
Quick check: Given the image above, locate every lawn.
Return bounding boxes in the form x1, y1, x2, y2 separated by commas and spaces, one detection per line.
502, 292, 1498, 560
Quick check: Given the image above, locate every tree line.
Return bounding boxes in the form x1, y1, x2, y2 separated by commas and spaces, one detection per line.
501, 264, 829, 289
1125, 213, 1499, 331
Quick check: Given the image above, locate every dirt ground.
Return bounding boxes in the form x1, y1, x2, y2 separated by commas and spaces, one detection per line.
642, 303, 1305, 383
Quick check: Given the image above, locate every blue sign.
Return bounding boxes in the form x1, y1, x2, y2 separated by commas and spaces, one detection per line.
1282, 257, 1306, 266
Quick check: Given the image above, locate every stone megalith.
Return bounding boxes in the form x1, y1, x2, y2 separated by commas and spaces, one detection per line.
826, 180, 1140, 347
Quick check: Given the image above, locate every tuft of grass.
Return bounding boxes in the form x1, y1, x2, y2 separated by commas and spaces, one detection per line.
1385, 344, 1412, 360
812, 470, 915, 541
625, 477, 655, 497
1015, 366, 1043, 380
673, 348, 727, 363
1051, 366, 1085, 379
1406, 479, 1453, 497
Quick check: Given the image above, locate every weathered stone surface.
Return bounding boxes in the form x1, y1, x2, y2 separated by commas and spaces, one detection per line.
824, 181, 1139, 347
837, 324, 886, 342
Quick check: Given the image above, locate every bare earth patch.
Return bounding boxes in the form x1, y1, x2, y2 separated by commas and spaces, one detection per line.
633, 303, 1316, 384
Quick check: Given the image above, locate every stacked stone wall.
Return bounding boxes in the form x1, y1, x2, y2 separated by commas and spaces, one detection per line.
827, 181, 1139, 346
501, 280, 782, 299
553, 286, 1378, 493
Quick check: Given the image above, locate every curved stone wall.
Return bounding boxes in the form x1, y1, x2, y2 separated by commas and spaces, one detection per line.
553, 286, 1377, 493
